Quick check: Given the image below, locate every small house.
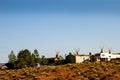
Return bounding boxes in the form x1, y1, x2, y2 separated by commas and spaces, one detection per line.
100, 52, 120, 61
0, 63, 7, 69
74, 54, 90, 63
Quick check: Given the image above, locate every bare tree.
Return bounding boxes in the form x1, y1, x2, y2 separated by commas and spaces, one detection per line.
73, 48, 80, 55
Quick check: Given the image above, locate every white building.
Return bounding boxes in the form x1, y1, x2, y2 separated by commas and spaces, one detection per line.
74, 55, 90, 63
100, 52, 120, 61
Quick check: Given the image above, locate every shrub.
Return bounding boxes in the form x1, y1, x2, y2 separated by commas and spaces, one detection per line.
88, 74, 98, 80
54, 77, 63, 80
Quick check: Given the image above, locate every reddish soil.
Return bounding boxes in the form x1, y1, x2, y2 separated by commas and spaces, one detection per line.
0, 62, 120, 80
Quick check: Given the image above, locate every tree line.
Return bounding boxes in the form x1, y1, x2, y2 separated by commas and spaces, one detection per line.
7, 49, 49, 69
7, 49, 75, 69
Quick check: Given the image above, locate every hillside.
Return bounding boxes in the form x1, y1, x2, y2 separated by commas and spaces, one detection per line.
0, 62, 120, 80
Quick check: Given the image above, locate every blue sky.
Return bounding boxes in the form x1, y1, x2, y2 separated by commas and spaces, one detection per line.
0, 0, 120, 63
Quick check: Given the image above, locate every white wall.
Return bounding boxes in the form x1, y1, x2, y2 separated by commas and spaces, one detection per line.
100, 53, 120, 61
111, 54, 120, 58
100, 53, 111, 58
75, 55, 90, 63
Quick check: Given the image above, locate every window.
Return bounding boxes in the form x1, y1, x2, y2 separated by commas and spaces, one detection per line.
102, 54, 105, 56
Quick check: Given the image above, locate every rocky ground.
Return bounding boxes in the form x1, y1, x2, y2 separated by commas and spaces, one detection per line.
0, 62, 120, 80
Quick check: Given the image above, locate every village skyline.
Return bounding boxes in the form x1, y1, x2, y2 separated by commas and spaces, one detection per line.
0, 0, 120, 63
0, 47, 120, 63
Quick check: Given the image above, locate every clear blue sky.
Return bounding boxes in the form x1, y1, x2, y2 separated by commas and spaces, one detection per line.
0, 0, 120, 63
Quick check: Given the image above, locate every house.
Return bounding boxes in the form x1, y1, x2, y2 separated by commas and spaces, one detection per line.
91, 49, 120, 62
74, 54, 90, 63
0, 63, 7, 69
90, 53, 101, 62
100, 52, 120, 61
47, 53, 61, 65
47, 57, 55, 65
36, 63, 40, 67
0, 63, 5, 68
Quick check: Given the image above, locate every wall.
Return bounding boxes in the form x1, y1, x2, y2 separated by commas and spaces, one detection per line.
75, 55, 90, 63
100, 53, 120, 61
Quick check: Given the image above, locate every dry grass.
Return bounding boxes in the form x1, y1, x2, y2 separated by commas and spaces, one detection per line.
0, 62, 120, 80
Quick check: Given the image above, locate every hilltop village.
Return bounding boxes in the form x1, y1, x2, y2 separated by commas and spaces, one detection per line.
1, 49, 120, 80
1, 48, 120, 69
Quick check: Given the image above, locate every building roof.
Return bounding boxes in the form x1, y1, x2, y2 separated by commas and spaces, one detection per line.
74, 54, 89, 56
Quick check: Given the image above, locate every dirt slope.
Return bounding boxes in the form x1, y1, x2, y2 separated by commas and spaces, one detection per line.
0, 62, 120, 80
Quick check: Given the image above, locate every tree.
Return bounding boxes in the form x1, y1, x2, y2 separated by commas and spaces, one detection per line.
17, 49, 32, 68
8, 50, 17, 63
30, 53, 36, 66
66, 52, 75, 63
33, 49, 40, 63
34, 49, 39, 58
56, 55, 65, 65
73, 48, 80, 55
40, 55, 48, 65
8, 50, 17, 69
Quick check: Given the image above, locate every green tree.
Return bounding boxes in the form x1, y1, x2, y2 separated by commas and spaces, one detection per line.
40, 55, 48, 65
17, 49, 32, 68
66, 52, 75, 63
56, 55, 65, 65
33, 49, 40, 63
8, 50, 17, 63
8, 50, 17, 69
31, 53, 36, 66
